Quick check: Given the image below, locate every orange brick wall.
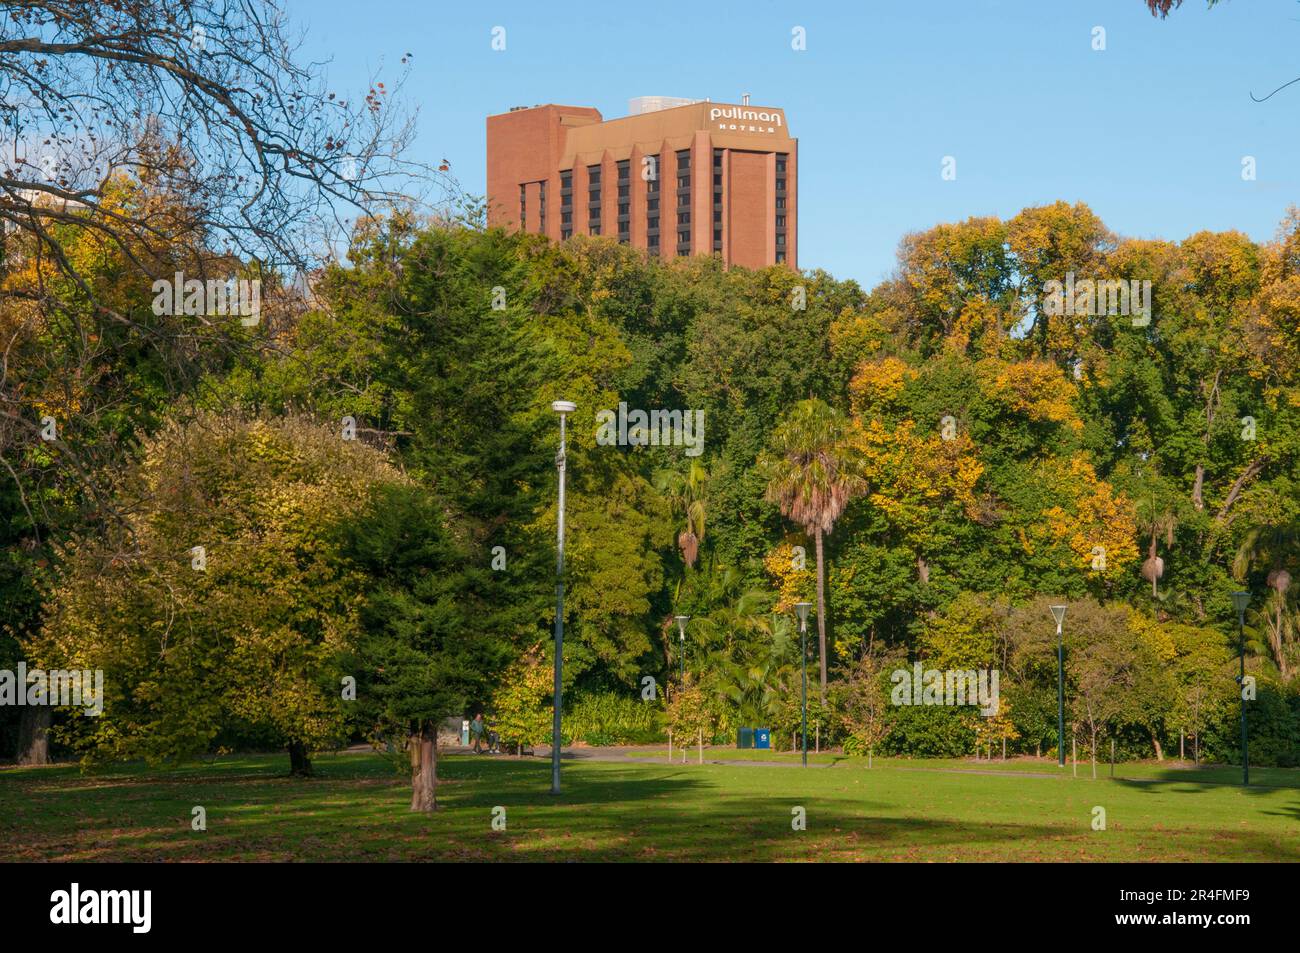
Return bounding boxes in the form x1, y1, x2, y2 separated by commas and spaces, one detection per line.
487, 102, 796, 270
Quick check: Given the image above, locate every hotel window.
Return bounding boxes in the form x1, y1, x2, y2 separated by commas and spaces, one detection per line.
645, 153, 661, 250
519, 184, 526, 230
539, 180, 546, 232
617, 160, 630, 243
712, 149, 724, 252
775, 153, 789, 266
560, 170, 573, 239
587, 163, 601, 234
676, 149, 691, 254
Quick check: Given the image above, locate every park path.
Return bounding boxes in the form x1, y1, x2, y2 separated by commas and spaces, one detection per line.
352, 742, 1257, 786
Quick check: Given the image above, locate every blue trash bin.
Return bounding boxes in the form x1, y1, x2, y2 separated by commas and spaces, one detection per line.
754, 728, 771, 750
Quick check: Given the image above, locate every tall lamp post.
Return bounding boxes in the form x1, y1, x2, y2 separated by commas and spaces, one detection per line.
1050, 605, 1067, 768
795, 602, 813, 768
674, 615, 690, 690
550, 400, 576, 795
1231, 590, 1251, 786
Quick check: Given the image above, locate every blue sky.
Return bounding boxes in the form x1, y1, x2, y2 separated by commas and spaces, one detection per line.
289, 0, 1300, 288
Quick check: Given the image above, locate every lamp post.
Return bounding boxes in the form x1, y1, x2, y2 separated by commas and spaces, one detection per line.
550, 400, 576, 795
674, 615, 690, 690
1050, 605, 1067, 768
1231, 590, 1251, 786
795, 602, 813, 768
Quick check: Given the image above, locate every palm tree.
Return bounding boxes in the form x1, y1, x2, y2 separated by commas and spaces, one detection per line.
1138, 493, 1176, 597
758, 398, 868, 697
1233, 524, 1299, 680
653, 460, 708, 569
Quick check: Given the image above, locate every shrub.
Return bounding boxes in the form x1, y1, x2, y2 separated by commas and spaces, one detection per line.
566, 691, 664, 745
880, 705, 978, 758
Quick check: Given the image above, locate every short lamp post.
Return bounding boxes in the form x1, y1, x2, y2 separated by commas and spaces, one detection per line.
1050, 605, 1067, 768
550, 399, 576, 796
795, 602, 813, 768
1231, 590, 1251, 786
674, 615, 690, 690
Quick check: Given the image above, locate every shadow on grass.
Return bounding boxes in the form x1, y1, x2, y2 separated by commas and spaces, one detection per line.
4, 752, 1297, 862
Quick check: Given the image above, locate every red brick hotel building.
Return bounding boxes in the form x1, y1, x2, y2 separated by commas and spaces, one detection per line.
487, 98, 797, 270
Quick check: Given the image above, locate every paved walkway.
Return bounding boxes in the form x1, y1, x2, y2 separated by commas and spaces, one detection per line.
348, 742, 1267, 786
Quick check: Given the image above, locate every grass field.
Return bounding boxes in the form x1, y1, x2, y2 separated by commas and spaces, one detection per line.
3, 750, 1297, 862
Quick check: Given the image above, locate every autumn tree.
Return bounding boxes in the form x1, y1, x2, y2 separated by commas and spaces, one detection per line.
491, 646, 555, 760
31, 412, 405, 774
830, 643, 902, 766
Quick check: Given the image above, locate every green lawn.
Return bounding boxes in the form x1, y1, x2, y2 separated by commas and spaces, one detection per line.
3, 751, 1297, 862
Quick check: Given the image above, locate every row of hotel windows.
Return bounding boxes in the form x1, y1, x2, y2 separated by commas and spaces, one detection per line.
551, 152, 788, 258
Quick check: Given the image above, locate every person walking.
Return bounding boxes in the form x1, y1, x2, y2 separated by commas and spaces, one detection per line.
470, 713, 488, 753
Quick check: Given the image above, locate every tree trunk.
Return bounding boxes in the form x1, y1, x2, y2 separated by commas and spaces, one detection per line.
288, 741, 313, 777
1151, 732, 1163, 762
1191, 463, 1204, 511
1276, 601, 1290, 680
814, 526, 828, 699
409, 724, 438, 812
17, 706, 52, 765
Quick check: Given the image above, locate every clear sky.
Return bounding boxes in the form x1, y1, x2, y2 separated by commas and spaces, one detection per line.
287, 0, 1300, 288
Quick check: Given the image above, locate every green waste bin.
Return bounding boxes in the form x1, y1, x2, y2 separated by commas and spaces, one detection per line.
737, 727, 754, 749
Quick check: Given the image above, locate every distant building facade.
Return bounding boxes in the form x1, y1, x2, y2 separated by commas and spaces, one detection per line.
486, 98, 797, 269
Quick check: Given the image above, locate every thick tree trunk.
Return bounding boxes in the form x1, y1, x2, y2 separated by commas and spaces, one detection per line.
409, 724, 437, 812
288, 741, 313, 777
1151, 733, 1163, 762
814, 526, 828, 699
17, 706, 52, 765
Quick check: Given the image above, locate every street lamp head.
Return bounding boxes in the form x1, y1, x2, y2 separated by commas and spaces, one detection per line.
1231, 591, 1251, 618
794, 601, 813, 629
674, 614, 689, 639
1049, 605, 1067, 627
551, 400, 577, 414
